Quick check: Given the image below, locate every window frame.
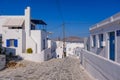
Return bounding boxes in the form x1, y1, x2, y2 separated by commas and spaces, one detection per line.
91, 35, 96, 47
98, 34, 104, 48
43, 39, 46, 50
6, 39, 18, 47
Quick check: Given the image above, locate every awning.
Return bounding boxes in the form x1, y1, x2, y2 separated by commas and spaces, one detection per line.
31, 19, 47, 25
3, 18, 24, 27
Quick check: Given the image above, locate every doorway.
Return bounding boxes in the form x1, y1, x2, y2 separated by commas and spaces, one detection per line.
109, 32, 115, 61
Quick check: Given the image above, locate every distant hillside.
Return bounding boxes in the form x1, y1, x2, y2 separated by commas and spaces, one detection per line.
54, 36, 84, 43
64, 36, 84, 43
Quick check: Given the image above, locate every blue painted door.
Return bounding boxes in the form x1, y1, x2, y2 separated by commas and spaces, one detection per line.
109, 32, 115, 61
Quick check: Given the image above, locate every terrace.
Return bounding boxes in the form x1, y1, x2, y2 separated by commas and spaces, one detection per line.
31, 19, 47, 31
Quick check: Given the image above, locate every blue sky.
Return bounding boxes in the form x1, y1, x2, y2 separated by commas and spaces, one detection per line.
0, 0, 120, 38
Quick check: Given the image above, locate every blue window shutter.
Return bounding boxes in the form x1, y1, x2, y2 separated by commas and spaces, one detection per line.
6, 39, 10, 47
14, 39, 18, 47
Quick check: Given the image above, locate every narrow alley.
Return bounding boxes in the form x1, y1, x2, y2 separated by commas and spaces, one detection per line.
0, 57, 93, 80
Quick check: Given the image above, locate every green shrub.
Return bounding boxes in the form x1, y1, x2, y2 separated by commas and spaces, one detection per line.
26, 48, 33, 54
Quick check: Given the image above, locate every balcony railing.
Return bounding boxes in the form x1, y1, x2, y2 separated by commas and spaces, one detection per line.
30, 25, 46, 31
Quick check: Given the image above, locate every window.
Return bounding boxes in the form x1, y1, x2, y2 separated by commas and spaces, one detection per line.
99, 34, 103, 48
6, 39, 18, 47
91, 35, 96, 47
10, 39, 14, 47
43, 39, 45, 50
9, 27, 22, 29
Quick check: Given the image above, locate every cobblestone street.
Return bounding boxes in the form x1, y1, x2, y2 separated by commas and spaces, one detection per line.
0, 57, 93, 80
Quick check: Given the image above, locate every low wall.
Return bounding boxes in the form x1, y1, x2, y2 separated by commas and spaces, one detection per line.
21, 53, 44, 62
20, 48, 51, 62
80, 49, 120, 80
0, 55, 6, 70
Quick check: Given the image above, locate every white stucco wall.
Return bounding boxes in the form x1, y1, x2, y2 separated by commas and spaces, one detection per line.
25, 35, 37, 53
21, 53, 45, 62
48, 40, 51, 48
89, 12, 120, 63
30, 30, 48, 53
2, 27, 23, 56
66, 42, 84, 56
31, 30, 41, 53
56, 41, 63, 58
48, 40, 57, 58
21, 48, 51, 62
0, 16, 25, 56
41, 30, 48, 50
55, 41, 84, 58
0, 17, 7, 34
0, 16, 24, 33
80, 49, 120, 80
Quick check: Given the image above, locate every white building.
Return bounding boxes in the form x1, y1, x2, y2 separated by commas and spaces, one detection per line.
0, 7, 51, 62
55, 39, 84, 58
0, 34, 2, 52
89, 12, 120, 63
55, 41, 63, 58
66, 42, 84, 57
47, 39, 57, 58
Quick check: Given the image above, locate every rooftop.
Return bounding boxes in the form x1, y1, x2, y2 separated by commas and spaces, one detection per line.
31, 19, 47, 25
89, 12, 120, 31
64, 36, 84, 43
0, 16, 47, 27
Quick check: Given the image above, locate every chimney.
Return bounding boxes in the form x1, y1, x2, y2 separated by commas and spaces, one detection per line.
25, 6, 31, 36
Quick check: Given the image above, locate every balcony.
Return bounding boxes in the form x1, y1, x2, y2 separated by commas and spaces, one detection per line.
31, 25, 46, 32
31, 19, 47, 31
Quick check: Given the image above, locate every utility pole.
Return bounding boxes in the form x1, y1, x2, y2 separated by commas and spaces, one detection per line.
62, 22, 66, 58
55, 0, 66, 57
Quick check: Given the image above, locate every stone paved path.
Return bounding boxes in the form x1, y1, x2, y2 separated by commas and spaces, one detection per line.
0, 57, 94, 80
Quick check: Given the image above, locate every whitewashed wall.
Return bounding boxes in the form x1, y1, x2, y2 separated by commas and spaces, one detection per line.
90, 21, 120, 58
80, 49, 120, 80
0, 16, 25, 56
2, 27, 23, 56
0, 17, 6, 34
21, 53, 44, 62
48, 40, 57, 58
31, 30, 41, 53
66, 42, 84, 56
55, 41, 63, 58
41, 30, 48, 50
21, 48, 51, 62
90, 13, 120, 63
